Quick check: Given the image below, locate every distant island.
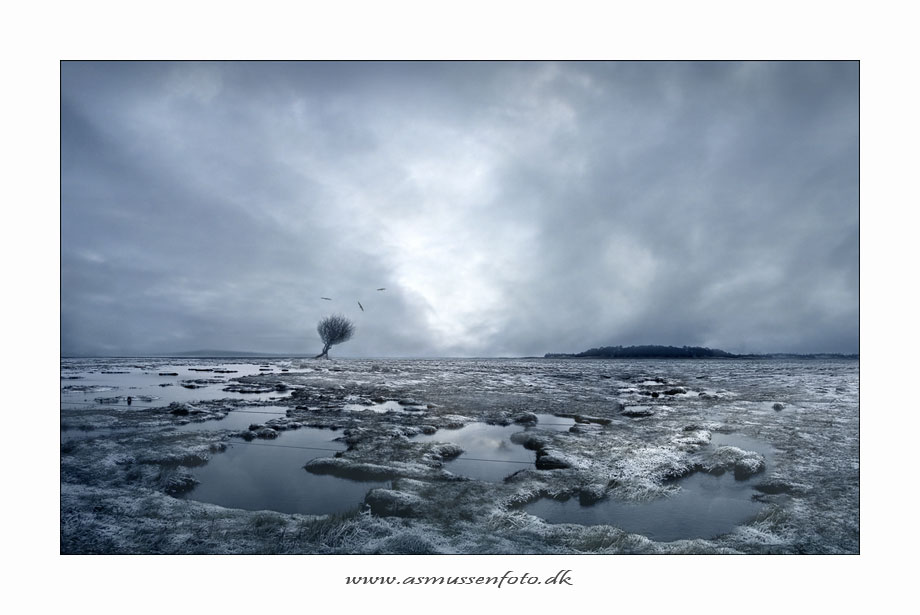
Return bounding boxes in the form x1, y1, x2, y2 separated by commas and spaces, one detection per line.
544, 345, 858, 360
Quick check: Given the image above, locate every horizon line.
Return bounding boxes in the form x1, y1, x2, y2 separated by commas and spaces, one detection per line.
60, 350, 860, 360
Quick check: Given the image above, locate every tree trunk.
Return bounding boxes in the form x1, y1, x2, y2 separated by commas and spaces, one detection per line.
314, 343, 331, 359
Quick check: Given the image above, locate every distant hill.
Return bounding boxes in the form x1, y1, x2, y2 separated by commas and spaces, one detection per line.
544, 345, 857, 359
545, 345, 735, 359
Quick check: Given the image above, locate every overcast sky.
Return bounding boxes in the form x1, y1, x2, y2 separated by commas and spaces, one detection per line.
61, 61, 858, 357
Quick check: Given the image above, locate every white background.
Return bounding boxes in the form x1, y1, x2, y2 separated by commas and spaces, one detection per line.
3, 1, 912, 612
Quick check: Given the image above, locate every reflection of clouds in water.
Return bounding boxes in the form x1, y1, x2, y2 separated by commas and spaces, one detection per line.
175, 406, 287, 432
413, 423, 535, 482
527, 463, 767, 542
528, 431, 775, 541
59, 358, 295, 408
183, 428, 387, 515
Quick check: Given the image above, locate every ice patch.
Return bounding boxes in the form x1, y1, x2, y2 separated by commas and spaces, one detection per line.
343, 400, 426, 414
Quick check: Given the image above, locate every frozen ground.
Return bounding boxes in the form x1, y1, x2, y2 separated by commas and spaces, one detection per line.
60, 357, 858, 554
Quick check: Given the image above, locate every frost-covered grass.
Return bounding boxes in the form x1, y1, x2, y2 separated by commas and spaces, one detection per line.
60, 357, 858, 554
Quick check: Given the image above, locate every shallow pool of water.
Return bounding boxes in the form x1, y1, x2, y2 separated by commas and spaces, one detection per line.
525, 471, 765, 542
181, 426, 389, 515
173, 406, 289, 432
532, 414, 577, 431
524, 434, 773, 542
412, 422, 543, 482
408, 416, 578, 481
60, 361, 295, 409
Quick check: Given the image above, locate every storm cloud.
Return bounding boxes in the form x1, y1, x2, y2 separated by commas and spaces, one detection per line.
61, 61, 858, 357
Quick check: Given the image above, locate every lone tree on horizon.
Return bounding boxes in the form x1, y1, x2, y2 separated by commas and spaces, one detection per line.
314, 314, 355, 359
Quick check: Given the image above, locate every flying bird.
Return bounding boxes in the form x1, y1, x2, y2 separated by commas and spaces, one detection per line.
358, 301, 364, 312
377, 288, 386, 291
321, 297, 332, 300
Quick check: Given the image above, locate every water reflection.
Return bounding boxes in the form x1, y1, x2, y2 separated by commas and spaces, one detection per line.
413, 423, 534, 482
525, 471, 765, 542
173, 406, 288, 432
182, 426, 388, 515
525, 434, 772, 542
60, 361, 294, 409
410, 415, 577, 481
532, 414, 576, 431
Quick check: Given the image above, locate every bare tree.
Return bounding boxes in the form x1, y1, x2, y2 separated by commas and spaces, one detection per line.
314, 314, 355, 359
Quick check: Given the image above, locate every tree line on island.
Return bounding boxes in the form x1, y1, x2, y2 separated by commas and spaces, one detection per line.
544, 345, 858, 359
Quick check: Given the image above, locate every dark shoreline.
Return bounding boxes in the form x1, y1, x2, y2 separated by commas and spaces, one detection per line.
545, 344, 858, 360
545, 354, 859, 360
